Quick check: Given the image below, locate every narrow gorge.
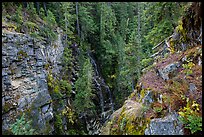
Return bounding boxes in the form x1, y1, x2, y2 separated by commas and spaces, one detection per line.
2, 2, 202, 135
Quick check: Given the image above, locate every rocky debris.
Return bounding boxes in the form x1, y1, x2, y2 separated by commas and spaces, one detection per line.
157, 62, 180, 80
145, 112, 183, 135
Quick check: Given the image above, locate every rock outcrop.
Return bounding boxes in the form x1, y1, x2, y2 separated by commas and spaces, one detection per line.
2, 28, 65, 134
145, 112, 183, 135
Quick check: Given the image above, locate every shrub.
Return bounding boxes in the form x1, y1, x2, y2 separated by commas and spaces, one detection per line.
59, 80, 72, 97
62, 106, 76, 125
182, 61, 195, 75
10, 113, 36, 135
141, 58, 153, 68
178, 98, 202, 134
54, 114, 64, 135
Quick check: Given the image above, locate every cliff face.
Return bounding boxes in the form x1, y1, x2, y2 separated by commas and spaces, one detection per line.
100, 2, 202, 135
2, 28, 65, 134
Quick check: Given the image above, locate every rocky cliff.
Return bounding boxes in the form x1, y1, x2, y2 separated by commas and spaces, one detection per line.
2, 27, 66, 134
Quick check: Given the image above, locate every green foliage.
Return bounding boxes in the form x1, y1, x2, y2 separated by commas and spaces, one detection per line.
59, 80, 72, 97
79, 2, 96, 41
141, 58, 154, 68
144, 2, 187, 46
178, 98, 202, 134
11, 4, 23, 24
47, 73, 63, 103
40, 10, 57, 41
26, 2, 38, 20
182, 61, 195, 75
66, 129, 87, 135
62, 47, 73, 72
54, 114, 64, 135
23, 21, 39, 34
10, 113, 36, 135
73, 58, 95, 115
10, 4, 23, 32
153, 106, 163, 113
62, 106, 76, 125
47, 73, 55, 88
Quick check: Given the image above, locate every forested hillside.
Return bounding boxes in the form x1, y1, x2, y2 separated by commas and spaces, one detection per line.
2, 2, 202, 135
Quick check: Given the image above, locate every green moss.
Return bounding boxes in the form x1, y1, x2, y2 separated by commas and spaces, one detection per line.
17, 50, 28, 60
113, 104, 150, 135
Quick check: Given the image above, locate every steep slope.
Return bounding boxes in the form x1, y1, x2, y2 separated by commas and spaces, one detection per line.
100, 2, 202, 135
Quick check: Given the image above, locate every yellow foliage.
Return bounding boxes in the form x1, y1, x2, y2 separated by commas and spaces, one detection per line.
169, 38, 175, 54
62, 106, 76, 125
110, 74, 116, 79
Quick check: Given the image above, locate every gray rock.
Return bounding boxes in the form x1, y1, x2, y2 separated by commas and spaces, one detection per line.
15, 68, 22, 78
2, 49, 8, 56
38, 79, 47, 90
32, 90, 51, 108
36, 60, 43, 67
145, 112, 184, 135
181, 43, 187, 51
44, 111, 53, 121
158, 62, 180, 80
198, 56, 202, 65
2, 69, 7, 77
172, 32, 180, 41
181, 56, 187, 62
18, 97, 28, 109
189, 83, 197, 93
142, 90, 154, 106
2, 56, 8, 68
42, 104, 50, 113
2, 30, 65, 135
3, 76, 11, 86
4, 96, 12, 101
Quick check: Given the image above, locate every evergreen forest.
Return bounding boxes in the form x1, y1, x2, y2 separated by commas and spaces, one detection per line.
2, 2, 202, 135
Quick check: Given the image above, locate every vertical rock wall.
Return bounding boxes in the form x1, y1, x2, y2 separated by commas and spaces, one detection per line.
2, 28, 65, 135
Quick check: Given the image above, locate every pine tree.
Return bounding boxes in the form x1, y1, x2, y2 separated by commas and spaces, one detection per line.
73, 58, 95, 115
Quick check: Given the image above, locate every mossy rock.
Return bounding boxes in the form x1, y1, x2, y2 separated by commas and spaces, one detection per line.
101, 100, 150, 135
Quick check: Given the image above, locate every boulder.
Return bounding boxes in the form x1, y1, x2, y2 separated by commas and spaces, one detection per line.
145, 112, 183, 135
158, 62, 180, 80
